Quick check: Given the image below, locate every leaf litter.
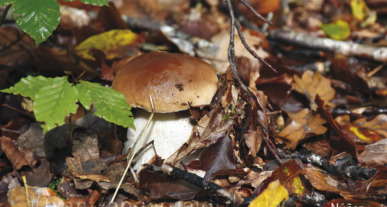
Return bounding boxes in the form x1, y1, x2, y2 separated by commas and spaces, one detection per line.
1, 0, 387, 206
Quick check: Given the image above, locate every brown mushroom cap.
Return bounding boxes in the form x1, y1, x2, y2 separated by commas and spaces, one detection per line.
112, 51, 218, 113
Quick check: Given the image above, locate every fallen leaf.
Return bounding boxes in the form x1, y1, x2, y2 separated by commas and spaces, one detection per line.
75, 29, 143, 61
277, 108, 327, 150
293, 70, 335, 110
199, 135, 237, 180
321, 20, 351, 40
316, 96, 358, 158
358, 139, 387, 166
335, 115, 384, 144
18, 159, 52, 187
0, 26, 35, 67
301, 168, 340, 193
249, 179, 288, 207
0, 136, 29, 170
8, 185, 64, 207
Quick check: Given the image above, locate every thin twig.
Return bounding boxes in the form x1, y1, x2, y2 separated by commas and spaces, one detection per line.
110, 96, 155, 203
238, 0, 272, 25
225, 0, 251, 97
233, 20, 277, 73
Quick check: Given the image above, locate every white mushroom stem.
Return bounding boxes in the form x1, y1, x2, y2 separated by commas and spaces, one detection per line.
124, 110, 194, 172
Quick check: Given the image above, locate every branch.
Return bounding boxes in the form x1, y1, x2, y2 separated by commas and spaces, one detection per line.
269, 29, 387, 62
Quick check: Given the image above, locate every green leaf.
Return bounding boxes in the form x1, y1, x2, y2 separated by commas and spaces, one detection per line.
321, 20, 351, 40
0, 0, 15, 6
76, 81, 135, 129
1, 75, 56, 99
34, 77, 78, 133
81, 0, 108, 6
13, 0, 60, 45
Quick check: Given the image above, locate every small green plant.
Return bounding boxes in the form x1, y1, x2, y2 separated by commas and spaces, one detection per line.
0, 0, 108, 45
1, 75, 134, 133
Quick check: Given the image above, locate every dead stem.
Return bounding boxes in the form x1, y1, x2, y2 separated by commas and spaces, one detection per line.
110, 96, 155, 203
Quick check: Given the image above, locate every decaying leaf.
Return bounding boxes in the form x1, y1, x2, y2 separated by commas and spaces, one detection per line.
249, 179, 288, 207
358, 139, 387, 166
0, 136, 30, 170
8, 185, 64, 207
277, 109, 327, 149
75, 29, 142, 61
301, 168, 340, 194
199, 135, 236, 179
335, 115, 385, 143
293, 70, 335, 110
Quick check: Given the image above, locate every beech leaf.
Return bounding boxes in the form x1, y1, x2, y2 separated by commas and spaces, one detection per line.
13, 0, 60, 45
249, 180, 289, 207
34, 77, 78, 132
76, 81, 135, 129
321, 20, 351, 40
0, 0, 14, 6
278, 109, 327, 150
75, 29, 139, 60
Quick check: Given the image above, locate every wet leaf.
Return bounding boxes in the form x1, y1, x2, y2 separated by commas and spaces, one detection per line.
321, 20, 351, 40
13, 0, 61, 45
335, 115, 384, 144
293, 70, 335, 110
278, 108, 327, 150
249, 180, 288, 207
75, 29, 140, 60
199, 136, 236, 180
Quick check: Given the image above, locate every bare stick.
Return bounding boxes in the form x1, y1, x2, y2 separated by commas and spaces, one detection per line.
225, 0, 251, 96
110, 96, 155, 203
269, 29, 387, 62
234, 21, 277, 73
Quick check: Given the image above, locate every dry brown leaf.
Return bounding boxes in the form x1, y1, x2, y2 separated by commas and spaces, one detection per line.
335, 115, 385, 144
301, 168, 340, 193
0, 136, 29, 170
358, 139, 387, 166
8, 185, 64, 207
293, 70, 335, 109
277, 109, 327, 149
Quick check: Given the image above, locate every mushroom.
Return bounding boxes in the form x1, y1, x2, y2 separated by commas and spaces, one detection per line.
112, 51, 218, 171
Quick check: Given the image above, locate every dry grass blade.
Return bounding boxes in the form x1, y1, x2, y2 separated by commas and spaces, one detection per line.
110, 96, 155, 203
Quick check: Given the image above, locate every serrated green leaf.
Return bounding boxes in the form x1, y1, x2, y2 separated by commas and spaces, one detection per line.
0, 0, 15, 6
76, 81, 134, 129
321, 20, 351, 40
81, 0, 108, 6
34, 77, 78, 133
13, 0, 60, 45
1, 75, 57, 99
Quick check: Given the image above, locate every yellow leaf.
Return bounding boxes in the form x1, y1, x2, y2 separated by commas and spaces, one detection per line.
75, 29, 139, 60
249, 180, 289, 207
351, 0, 366, 21
321, 20, 351, 40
